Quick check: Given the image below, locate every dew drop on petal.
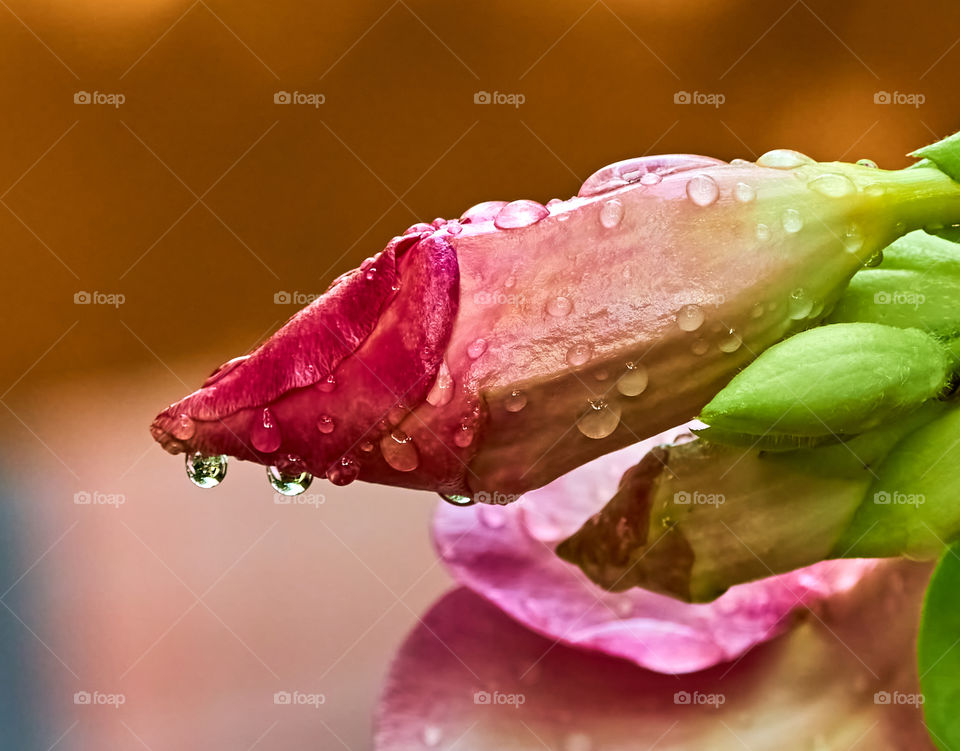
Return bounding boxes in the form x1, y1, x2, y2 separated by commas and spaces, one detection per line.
546, 296, 572, 317
440, 492, 476, 506
599, 199, 624, 228
494, 199, 550, 229
863, 183, 886, 197
171, 413, 195, 440
445, 220, 462, 235
251, 408, 282, 453
756, 223, 771, 241
639, 172, 661, 186
426, 360, 454, 407
381, 430, 419, 472
718, 330, 743, 353
185, 452, 227, 488
360, 441, 375, 453
566, 343, 593, 367
266, 465, 313, 496
563, 732, 593, 751
691, 339, 709, 356
865, 250, 884, 268
676, 304, 705, 332
616, 362, 648, 396
856, 158, 878, 169
422, 726, 443, 747
734, 182, 756, 202
316, 415, 335, 434
751, 302, 766, 319
808, 173, 855, 198
479, 504, 507, 529
504, 390, 528, 412
328, 456, 359, 486
467, 338, 487, 359
756, 149, 814, 169
318, 374, 337, 392
686, 174, 719, 206
789, 288, 814, 319
454, 425, 475, 448
576, 399, 622, 439
842, 223, 864, 254
782, 208, 804, 233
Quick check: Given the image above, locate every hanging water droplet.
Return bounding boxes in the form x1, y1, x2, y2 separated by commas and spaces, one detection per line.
171, 413, 195, 440
842, 223, 864, 253
316, 415, 335, 434
453, 424, 475, 448
676, 304, 705, 332
318, 374, 337, 392
440, 492, 476, 506
756, 223, 771, 241
566, 342, 592, 367
789, 288, 813, 319
686, 174, 719, 206
365, 266, 378, 281
546, 296, 572, 317
734, 182, 756, 202
494, 199, 549, 229
718, 330, 742, 353
691, 339, 709, 356
639, 172, 661, 186
616, 362, 648, 396
599, 199, 624, 228
479, 504, 507, 529
756, 149, 814, 169
327, 456, 359, 486
422, 726, 443, 747
251, 408, 282, 453
865, 249, 883, 267
782, 208, 804, 233
266, 465, 313, 496
185, 452, 228, 488
504, 390, 528, 412
426, 360, 454, 407
808, 173, 855, 197
546, 197, 563, 208
380, 430, 419, 472
563, 732, 593, 751
576, 399, 622, 439
856, 158, 878, 169
467, 338, 487, 359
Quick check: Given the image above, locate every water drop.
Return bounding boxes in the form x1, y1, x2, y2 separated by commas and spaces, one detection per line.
546, 296, 572, 317
808, 173, 855, 197
842, 224, 864, 253
566, 343, 592, 367
505, 390, 528, 412
750, 302, 766, 319
426, 360, 454, 407
789, 288, 813, 319
381, 430, 419, 472
327, 456, 359, 486
563, 732, 593, 751
756, 149, 814, 169
639, 172, 661, 186
676, 304, 705, 332
494, 200, 549, 229
718, 330, 742, 353
863, 183, 886, 197
266, 465, 313, 496
440, 493, 476, 506
614, 599, 634, 618
691, 339, 709, 356
576, 399, 622, 439
171, 413, 195, 440
546, 198, 563, 207
616, 362, 648, 397
359, 441, 375, 453
365, 266, 378, 281
404, 222, 434, 235
686, 174, 719, 206
865, 250, 883, 267
467, 338, 487, 359
730, 158, 751, 166
504, 275, 517, 289
460, 201, 507, 224
251, 408, 282, 453
422, 726, 442, 747
782, 208, 804, 233
756, 223, 771, 241
479, 504, 507, 529
318, 374, 337, 392
185, 452, 228, 488
856, 158, 878, 169
734, 182, 756, 202
599, 199, 624, 228
453, 424, 475, 448
445, 220, 462, 235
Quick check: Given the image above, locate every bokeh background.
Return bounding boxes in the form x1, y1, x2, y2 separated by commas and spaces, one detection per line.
1, 0, 958, 747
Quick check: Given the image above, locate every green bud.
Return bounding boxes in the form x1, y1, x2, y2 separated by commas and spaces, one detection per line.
700, 323, 952, 439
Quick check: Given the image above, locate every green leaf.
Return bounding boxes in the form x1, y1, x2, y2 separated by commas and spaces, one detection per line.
700, 323, 952, 439
911, 131, 960, 184
918, 542, 960, 751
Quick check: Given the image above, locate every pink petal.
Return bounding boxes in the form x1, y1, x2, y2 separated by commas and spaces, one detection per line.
433, 427, 875, 674
375, 562, 933, 750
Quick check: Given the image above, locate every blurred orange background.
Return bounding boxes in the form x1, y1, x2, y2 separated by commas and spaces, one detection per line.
1, 0, 958, 747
